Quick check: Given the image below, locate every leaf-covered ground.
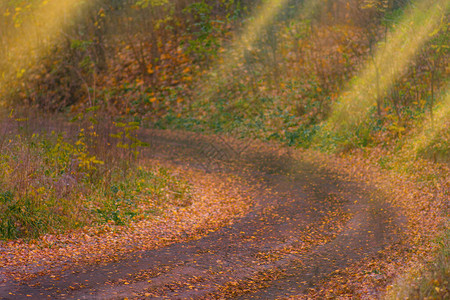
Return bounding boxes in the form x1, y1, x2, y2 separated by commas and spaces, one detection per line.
297, 148, 449, 299
0, 158, 254, 284
0, 130, 448, 299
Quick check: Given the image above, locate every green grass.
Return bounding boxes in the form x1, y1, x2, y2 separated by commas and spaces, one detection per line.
412, 229, 449, 299
0, 124, 191, 240
388, 229, 449, 300
417, 125, 450, 164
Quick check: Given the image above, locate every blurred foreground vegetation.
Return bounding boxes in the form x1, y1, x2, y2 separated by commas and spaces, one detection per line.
1, 0, 448, 159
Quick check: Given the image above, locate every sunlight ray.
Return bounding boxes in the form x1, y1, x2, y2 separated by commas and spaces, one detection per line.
0, 0, 91, 107
197, 0, 290, 103
326, 0, 449, 131
411, 83, 450, 155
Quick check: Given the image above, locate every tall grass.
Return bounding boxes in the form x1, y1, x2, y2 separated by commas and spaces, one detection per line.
387, 229, 449, 299
0, 110, 191, 240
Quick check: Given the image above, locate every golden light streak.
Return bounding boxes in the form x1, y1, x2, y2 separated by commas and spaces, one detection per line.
198, 0, 290, 102
194, 0, 325, 125
411, 83, 450, 155
0, 0, 91, 107
327, 0, 449, 131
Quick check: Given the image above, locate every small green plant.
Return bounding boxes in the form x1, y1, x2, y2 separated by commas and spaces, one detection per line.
111, 121, 149, 162
74, 128, 105, 172
93, 167, 191, 225
0, 115, 191, 240
184, 0, 220, 63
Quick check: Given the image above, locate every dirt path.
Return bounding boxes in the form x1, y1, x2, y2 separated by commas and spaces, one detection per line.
0, 130, 403, 299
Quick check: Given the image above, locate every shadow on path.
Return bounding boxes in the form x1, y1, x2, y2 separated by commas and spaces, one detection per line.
1, 130, 403, 299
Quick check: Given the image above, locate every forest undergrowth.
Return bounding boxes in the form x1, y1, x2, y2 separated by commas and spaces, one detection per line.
0, 109, 193, 240
0, 0, 448, 298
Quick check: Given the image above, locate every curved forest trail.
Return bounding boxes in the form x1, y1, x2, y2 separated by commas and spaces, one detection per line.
0, 130, 404, 299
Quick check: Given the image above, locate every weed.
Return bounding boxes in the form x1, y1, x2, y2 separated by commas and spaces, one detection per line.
0, 113, 192, 240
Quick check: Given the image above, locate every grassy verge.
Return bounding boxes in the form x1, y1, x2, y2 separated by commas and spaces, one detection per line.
0, 113, 191, 240
399, 229, 449, 299
0, 130, 253, 281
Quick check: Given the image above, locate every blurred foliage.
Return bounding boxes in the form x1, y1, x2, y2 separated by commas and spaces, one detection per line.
0, 0, 448, 237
